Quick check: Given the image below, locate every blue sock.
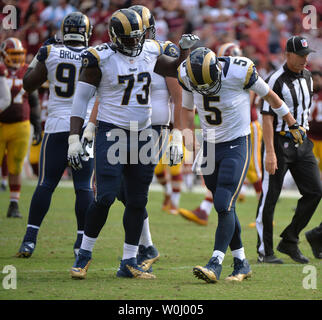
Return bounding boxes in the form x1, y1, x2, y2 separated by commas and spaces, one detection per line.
23, 226, 39, 243
74, 232, 83, 249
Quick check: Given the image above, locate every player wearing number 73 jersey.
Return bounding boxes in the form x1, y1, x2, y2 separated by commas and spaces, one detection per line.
178, 47, 305, 283
16, 12, 95, 259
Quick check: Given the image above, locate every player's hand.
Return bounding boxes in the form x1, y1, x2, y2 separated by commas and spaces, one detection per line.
288, 122, 306, 146
166, 129, 183, 166
68, 134, 84, 170
265, 151, 278, 175
43, 35, 62, 46
179, 34, 200, 50
81, 122, 96, 158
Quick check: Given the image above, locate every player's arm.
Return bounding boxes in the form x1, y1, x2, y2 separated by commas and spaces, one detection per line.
154, 34, 199, 78
249, 76, 305, 145
28, 90, 42, 145
68, 52, 101, 170
166, 77, 182, 129
0, 75, 11, 113
262, 114, 278, 175
23, 49, 48, 92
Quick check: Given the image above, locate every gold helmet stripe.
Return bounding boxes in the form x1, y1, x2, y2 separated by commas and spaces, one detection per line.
186, 55, 198, 86
217, 42, 234, 56
202, 51, 217, 84
141, 6, 151, 28
84, 15, 90, 34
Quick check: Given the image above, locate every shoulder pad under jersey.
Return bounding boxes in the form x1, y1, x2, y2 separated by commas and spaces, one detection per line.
81, 43, 115, 68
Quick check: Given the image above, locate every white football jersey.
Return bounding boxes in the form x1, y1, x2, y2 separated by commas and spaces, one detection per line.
178, 56, 259, 143
37, 44, 95, 133
83, 40, 162, 130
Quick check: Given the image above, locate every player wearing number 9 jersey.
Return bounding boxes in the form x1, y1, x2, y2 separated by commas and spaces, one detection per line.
16, 12, 95, 259
178, 47, 303, 283
0, 37, 42, 218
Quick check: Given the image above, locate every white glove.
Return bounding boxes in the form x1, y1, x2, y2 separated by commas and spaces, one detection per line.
81, 122, 96, 159
179, 34, 200, 50
166, 129, 183, 166
68, 134, 84, 170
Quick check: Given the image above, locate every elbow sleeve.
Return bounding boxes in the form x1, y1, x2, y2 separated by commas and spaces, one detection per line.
71, 81, 97, 120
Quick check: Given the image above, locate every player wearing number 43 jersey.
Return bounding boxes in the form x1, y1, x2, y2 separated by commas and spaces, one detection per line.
16, 12, 95, 259
178, 47, 305, 283
67, 8, 198, 279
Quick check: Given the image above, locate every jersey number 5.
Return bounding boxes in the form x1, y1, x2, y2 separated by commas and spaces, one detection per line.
203, 96, 222, 125
118, 72, 151, 105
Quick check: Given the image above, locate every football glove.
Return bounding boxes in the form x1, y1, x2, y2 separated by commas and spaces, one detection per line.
288, 122, 306, 146
166, 129, 183, 166
81, 122, 96, 158
32, 122, 42, 146
68, 134, 84, 170
179, 34, 200, 50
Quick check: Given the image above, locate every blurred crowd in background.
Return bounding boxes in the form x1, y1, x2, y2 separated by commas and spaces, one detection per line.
0, 0, 321, 78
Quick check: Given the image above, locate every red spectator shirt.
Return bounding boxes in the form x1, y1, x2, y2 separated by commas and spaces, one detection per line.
0, 63, 30, 123
308, 91, 322, 141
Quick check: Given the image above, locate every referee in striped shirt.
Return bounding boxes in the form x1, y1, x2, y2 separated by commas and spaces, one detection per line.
256, 36, 322, 264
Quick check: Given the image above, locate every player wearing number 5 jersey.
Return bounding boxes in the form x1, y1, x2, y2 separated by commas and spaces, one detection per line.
178, 47, 305, 283
16, 12, 95, 259
0, 37, 42, 218
68, 8, 199, 279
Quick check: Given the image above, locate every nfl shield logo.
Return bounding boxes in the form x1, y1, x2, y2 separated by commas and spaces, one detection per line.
301, 39, 308, 47
284, 142, 289, 148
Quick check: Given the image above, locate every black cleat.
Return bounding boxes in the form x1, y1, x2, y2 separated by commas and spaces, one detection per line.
257, 254, 284, 264
305, 230, 322, 259
6, 202, 22, 218
277, 240, 309, 264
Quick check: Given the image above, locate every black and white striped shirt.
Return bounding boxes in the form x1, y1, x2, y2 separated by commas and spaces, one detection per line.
261, 63, 313, 132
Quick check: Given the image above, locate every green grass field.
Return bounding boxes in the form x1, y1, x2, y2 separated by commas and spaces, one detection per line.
0, 182, 321, 301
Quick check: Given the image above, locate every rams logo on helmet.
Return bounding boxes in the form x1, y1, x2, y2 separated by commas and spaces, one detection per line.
108, 9, 146, 57
186, 47, 222, 96
130, 5, 156, 40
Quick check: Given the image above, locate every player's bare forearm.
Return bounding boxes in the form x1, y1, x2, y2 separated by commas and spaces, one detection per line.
154, 49, 190, 78
70, 116, 85, 135
263, 89, 296, 126
23, 62, 48, 93
262, 114, 275, 154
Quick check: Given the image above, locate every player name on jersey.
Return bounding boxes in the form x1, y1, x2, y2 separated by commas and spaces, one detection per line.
59, 49, 82, 60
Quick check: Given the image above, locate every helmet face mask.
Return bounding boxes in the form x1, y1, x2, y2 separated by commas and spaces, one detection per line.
0, 38, 26, 69
61, 12, 92, 46
187, 47, 222, 96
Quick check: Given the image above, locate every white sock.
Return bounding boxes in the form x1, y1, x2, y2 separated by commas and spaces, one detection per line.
200, 199, 213, 215
171, 192, 180, 207
122, 243, 138, 260
139, 217, 153, 248
212, 250, 225, 264
80, 234, 97, 252
165, 182, 172, 195
231, 247, 246, 261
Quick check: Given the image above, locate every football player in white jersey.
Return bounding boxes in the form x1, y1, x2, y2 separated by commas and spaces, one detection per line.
68, 8, 198, 279
177, 47, 305, 283
16, 12, 96, 258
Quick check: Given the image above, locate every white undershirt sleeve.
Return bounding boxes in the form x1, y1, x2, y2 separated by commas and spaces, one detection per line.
182, 89, 195, 110
249, 76, 270, 98
0, 76, 11, 112
71, 81, 97, 119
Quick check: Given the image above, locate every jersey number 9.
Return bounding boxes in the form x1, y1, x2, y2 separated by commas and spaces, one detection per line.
55, 63, 77, 98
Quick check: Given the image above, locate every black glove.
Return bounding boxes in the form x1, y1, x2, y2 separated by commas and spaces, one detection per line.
288, 122, 306, 145
43, 35, 62, 46
32, 122, 42, 146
